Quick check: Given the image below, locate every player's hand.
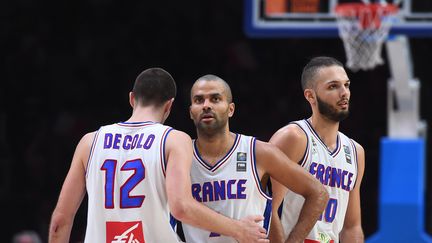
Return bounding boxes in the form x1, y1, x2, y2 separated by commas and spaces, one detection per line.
235, 215, 269, 243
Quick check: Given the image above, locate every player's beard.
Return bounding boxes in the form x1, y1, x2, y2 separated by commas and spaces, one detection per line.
317, 95, 349, 122
196, 112, 229, 137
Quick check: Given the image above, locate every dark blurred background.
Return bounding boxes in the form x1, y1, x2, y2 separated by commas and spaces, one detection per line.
2, 0, 431, 242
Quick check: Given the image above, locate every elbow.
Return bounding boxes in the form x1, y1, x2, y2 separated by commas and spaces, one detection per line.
169, 199, 192, 221
318, 184, 329, 206
309, 183, 329, 207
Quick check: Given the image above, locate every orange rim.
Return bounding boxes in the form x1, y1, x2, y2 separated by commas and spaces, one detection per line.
335, 3, 399, 29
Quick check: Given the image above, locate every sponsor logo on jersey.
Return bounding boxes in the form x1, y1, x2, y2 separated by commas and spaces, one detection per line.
343, 145, 352, 164
237, 162, 247, 172
237, 152, 247, 161
318, 232, 334, 243
106, 221, 145, 243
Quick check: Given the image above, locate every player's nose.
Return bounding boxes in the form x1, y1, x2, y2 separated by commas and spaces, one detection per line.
203, 99, 212, 109
202, 106, 212, 113
340, 85, 349, 97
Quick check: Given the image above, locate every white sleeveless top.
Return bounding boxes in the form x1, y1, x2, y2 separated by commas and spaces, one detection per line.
84, 121, 182, 243
280, 119, 358, 243
182, 134, 272, 243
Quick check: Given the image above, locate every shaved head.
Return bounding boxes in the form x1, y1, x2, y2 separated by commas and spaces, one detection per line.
191, 74, 233, 103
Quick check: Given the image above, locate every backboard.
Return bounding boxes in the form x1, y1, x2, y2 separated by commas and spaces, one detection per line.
244, 0, 432, 37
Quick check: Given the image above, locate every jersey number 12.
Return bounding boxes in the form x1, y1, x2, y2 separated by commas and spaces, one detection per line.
101, 158, 146, 208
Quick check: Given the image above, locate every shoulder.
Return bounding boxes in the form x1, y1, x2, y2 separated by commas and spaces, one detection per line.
268, 123, 308, 163
350, 138, 365, 159
74, 132, 97, 168
253, 140, 287, 165
166, 129, 191, 141
78, 131, 97, 148
349, 138, 365, 185
270, 123, 307, 144
83, 131, 97, 140
254, 139, 277, 153
165, 129, 192, 150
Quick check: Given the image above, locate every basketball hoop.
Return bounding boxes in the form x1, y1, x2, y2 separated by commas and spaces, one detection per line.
335, 3, 398, 71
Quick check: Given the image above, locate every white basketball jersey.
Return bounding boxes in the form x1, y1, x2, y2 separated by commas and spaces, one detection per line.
280, 119, 358, 243
84, 121, 182, 243
182, 134, 272, 243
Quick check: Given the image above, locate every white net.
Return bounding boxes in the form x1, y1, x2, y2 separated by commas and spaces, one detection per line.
335, 3, 398, 71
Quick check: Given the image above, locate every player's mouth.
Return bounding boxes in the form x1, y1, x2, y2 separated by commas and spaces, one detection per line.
200, 113, 215, 122
337, 100, 349, 109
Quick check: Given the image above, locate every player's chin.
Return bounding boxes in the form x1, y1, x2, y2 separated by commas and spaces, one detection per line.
198, 121, 214, 129
337, 111, 350, 121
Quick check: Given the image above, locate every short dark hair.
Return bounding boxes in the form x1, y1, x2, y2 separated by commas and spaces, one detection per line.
301, 56, 344, 91
132, 68, 176, 107
193, 74, 233, 103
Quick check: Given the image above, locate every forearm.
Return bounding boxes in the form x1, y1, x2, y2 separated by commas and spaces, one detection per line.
340, 226, 364, 243
173, 199, 242, 239
269, 212, 285, 243
285, 190, 329, 243
48, 214, 74, 243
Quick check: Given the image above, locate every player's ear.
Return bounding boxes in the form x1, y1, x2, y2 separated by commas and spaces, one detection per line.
162, 98, 174, 123
165, 98, 174, 112
228, 102, 235, 118
129, 92, 135, 108
304, 89, 316, 105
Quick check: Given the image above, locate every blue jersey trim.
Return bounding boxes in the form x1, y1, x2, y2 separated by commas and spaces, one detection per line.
263, 198, 272, 235
251, 137, 272, 200
349, 139, 359, 189
193, 133, 240, 172
161, 127, 174, 176
170, 213, 177, 230
117, 121, 157, 125
289, 121, 310, 166
304, 119, 341, 157
277, 199, 283, 218
85, 128, 101, 178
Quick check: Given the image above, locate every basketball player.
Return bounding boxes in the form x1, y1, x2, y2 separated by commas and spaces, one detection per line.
182, 75, 329, 243
48, 68, 270, 243
269, 56, 365, 243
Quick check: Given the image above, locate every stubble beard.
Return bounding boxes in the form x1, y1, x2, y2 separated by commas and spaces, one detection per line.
196, 116, 228, 138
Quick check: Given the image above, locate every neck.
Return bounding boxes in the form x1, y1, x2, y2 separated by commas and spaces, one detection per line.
126, 106, 164, 123
308, 113, 340, 150
196, 128, 235, 164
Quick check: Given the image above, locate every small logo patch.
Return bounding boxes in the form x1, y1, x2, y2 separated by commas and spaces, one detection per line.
237, 152, 247, 161
343, 145, 352, 164
106, 221, 145, 243
343, 145, 351, 154
237, 162, 247, 172
311, 138, 317, 147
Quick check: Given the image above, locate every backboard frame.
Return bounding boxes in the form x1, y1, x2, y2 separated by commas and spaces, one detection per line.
244, 0, 432, 37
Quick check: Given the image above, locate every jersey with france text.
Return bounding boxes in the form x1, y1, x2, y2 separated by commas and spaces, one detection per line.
280, 119, 358, 243
182, 134, 272, 243
84, 121, 182, 243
